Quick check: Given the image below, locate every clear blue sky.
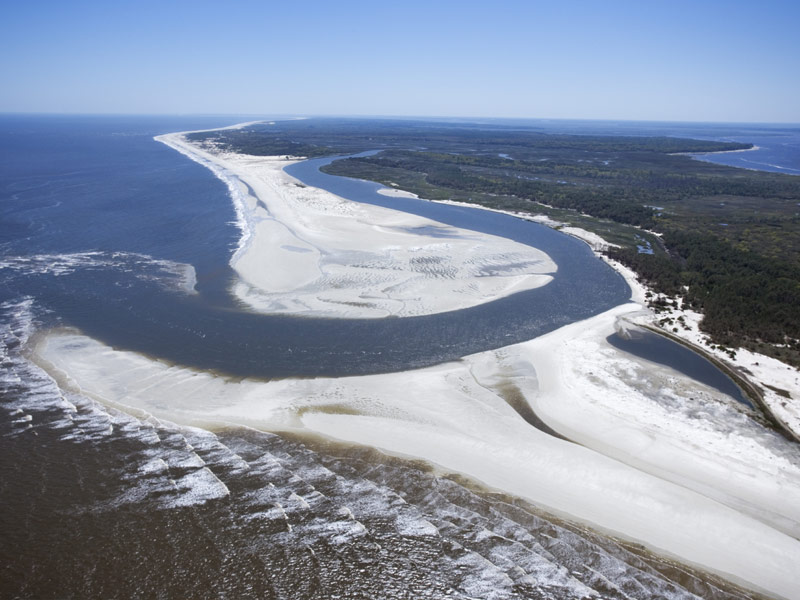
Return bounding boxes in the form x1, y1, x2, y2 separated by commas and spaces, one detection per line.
2, 0, 798, 122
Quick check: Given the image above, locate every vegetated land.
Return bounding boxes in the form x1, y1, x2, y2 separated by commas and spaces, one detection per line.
189, 119, 800, 367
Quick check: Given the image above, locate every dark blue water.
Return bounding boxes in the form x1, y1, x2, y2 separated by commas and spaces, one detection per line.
0, 115, 781, 600
3, 116, 796, 380
0, 115, 244, 296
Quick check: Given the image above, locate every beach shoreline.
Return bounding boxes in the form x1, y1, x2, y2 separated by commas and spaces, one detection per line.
395, 182, 800, 443
163, 118, 800, 500
29, 294, 800, 599
669, 144, 761, 157
21, 122, 800, 598
155, 131, 557, 319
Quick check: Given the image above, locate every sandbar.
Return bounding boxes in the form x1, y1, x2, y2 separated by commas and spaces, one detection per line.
155, 131, 556, 318
32, 301, 800, 599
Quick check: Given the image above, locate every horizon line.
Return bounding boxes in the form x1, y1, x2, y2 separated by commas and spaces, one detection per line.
1, 111, 799, 127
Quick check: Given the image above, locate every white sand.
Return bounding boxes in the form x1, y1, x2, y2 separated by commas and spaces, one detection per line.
458, 210, 800, 445
376, 186, 419, 199
558, 226, 619, 252
33, 304, 800, 598
564, 224, 800, 446
155, 132, 556, 318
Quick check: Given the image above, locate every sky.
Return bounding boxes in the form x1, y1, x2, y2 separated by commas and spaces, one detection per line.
1, 0, 799, 123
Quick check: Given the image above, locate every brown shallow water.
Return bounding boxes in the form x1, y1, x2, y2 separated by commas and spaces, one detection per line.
0, 307, 765, 600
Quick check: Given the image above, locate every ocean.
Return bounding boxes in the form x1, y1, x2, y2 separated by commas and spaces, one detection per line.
502, 119, 800, 176
1, 115, 795, 598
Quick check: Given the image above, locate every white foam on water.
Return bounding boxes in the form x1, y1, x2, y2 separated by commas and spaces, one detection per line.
168, 467, 230, 508
0, 252, 198, 294
155, 133, 255, 264
0, 300, 237, 511
451, 552, 517, 600
395, 515, 440, 538
4, 301, 759, 598
138, 458, 169, 476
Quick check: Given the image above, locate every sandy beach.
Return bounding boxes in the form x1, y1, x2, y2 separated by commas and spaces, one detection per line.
33, 300, 800, 598
155, 132, 556, 319
670, 144, 762, 157
421, 191, 800, 446
25, 126, 800, 598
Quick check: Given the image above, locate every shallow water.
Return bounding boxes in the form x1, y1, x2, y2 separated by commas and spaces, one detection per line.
607, 330, 750, 406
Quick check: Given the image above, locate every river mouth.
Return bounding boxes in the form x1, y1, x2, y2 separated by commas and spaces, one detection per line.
5, 142, 631, 380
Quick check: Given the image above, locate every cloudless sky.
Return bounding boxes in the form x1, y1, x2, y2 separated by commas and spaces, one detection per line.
2, 0, 798, 122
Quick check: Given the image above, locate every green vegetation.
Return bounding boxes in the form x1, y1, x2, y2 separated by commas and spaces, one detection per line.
609, 233, 800, 357
193, 118, 800, 366
186, 128, 336, 158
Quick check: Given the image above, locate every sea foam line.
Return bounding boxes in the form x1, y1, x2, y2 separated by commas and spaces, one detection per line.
155, 130, 258, 267
0, 251, 197, 294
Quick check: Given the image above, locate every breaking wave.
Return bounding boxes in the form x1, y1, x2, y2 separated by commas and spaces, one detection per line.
155, 135, 255, 265
0, 251, 197, 294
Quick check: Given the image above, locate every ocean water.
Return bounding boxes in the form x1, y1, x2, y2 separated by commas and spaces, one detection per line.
514, 119, 800, 175
688, 126, 800, 175
1, 115, 794, 598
